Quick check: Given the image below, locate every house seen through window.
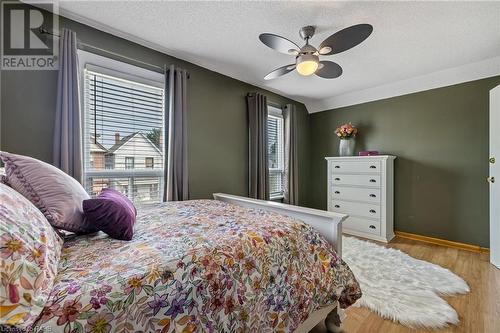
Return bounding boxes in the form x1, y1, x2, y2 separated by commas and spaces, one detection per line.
267, 105, 285, 199
83, 62, 165, 203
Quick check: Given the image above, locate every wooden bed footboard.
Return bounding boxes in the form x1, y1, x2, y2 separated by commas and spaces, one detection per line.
213, 193, 348, 332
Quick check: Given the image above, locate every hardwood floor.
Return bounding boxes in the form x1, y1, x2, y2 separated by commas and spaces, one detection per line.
310, 236, 500, 333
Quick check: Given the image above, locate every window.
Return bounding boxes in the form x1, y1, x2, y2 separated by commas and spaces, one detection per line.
267, 105, 285, 199
81, 52, 165, 204
125, 157, 135, 169
145, 157, 154, 169
105, 155, 114, 170
150, 183, 158, 199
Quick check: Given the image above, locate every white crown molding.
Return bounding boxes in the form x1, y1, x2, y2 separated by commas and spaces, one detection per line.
26, 1, 500, 114
28, 2, 308, 107
25, 1, 190, 60
307, 56, 500, 113
58, 9, 177, 61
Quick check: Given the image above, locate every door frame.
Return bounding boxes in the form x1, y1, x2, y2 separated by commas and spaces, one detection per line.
490, 85, 499, 269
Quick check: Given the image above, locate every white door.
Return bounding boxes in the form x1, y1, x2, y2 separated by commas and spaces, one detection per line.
490, 85, 500, 269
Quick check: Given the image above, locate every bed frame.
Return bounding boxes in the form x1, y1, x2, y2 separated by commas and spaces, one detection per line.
213, 193, 348, 333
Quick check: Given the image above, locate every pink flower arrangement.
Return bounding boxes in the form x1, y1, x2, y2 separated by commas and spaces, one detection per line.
335, 122, 358, 139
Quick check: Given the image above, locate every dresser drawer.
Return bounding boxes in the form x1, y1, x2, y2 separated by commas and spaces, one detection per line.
330, 200, 381, 219
343, 216, 381, 235
330, 160, 381, 174
332, 186, 381, 204
331, 174, 381, 187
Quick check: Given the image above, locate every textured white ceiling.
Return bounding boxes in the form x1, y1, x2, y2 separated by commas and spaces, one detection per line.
55, 1, 500, 112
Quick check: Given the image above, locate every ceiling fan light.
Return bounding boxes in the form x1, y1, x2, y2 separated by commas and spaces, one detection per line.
296, 54, 319, 76
319, 46, 332, 55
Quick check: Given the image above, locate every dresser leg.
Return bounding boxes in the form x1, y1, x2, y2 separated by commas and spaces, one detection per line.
325, 306, 345, 333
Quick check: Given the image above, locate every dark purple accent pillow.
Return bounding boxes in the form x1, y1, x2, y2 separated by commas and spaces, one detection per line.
83, 188, 137, 240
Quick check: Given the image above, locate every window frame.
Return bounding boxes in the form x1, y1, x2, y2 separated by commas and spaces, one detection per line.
145, 157, 155, 169
79, 50, 165, 203
125, 157, 135, 170
267, 104, 285, 200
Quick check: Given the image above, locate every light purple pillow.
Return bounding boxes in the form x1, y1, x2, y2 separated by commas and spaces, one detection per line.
83, 188, 136, 240
0, 151, 97, 234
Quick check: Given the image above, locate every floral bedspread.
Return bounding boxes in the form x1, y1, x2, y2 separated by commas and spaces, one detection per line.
34, 200, 361, 333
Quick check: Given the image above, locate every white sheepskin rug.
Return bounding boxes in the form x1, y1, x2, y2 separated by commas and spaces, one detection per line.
342, 236, 470, 329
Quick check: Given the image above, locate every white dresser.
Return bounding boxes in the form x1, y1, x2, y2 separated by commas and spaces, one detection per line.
325, 155, 396, 242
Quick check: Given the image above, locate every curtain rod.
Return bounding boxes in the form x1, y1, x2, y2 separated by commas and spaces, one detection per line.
40, 28, 190, 78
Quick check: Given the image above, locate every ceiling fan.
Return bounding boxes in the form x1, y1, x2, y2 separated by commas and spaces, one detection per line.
259, 24, 373, 80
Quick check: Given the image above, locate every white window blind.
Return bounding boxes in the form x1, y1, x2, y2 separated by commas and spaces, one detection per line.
267, 106, 285, 199
83, 69, 165, 203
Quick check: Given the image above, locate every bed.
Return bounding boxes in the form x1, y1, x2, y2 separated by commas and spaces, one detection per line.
29, 193, 361, 333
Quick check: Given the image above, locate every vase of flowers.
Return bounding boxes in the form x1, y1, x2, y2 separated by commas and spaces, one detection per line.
335, 122, 358, 156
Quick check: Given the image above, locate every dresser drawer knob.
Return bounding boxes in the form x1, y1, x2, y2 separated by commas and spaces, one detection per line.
335, 165, 340, 168
369, 209, 376, 213
369, 194, 376, 198
334, 205, 340, 208
369, 165, 377, 169
334, 191, 340, 194
369, 225, 376, 229
369, 179, 377, 183
334, 178, 340, 181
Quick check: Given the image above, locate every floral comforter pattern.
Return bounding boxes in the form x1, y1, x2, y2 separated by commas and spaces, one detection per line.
34, 200, 361, 333
0, 183, 63, 328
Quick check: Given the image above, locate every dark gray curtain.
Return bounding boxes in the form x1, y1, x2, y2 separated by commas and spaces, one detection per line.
164, 65, 189, 201
284, 104, 299, 205
53, 29, 82, 182
247, 93, 269, 200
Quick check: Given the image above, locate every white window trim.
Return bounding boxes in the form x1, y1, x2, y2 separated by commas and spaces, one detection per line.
79, 50, 165, 201
78, 50, 164, 88
145, 157, 155, 169
267, 105, 285, 200
268, 105, 283, 118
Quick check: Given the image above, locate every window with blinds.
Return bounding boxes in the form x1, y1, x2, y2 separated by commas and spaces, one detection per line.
83, 68, 165, 204
267, 106, 285, 199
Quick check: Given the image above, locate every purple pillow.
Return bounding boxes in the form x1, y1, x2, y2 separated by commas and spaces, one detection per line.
0, 151, 97, 234
83, 188, 136, 240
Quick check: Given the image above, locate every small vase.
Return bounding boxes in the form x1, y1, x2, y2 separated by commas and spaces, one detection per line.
339, 138, 356, 156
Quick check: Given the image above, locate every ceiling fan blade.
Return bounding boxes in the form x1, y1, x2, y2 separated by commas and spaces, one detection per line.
319, 24, 373, 55
264, 64, 296, 80
315, 61, 343, 79
259, 33, 300, 55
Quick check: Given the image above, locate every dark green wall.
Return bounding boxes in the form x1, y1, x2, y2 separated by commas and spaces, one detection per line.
308, 76, 500, 247
0, 10, 310, 205
1, 3, 497, 247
